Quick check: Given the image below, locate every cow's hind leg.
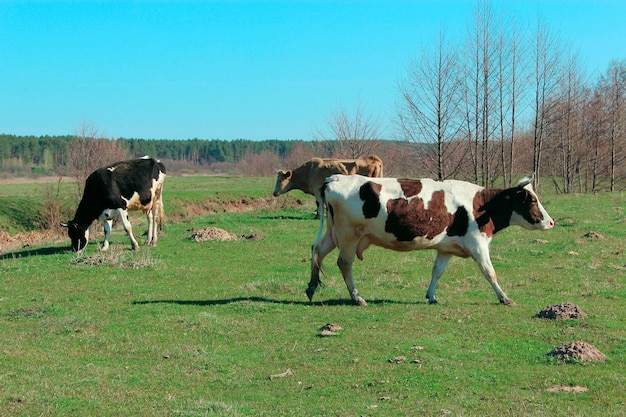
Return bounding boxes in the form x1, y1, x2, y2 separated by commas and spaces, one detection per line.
118, 209, 140, 251
426, 252, 451, 304
145, 209, 156, 246
334, 240, 366, 306
308, 232, 336, 301
337, 252, 366, 306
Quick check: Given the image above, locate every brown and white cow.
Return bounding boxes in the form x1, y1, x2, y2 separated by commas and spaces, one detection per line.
308, 175, 554, 306
62, 157, 166, 252
273, 156, 383, 217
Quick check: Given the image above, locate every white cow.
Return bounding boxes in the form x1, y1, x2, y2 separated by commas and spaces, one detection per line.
308, 175, 554, 306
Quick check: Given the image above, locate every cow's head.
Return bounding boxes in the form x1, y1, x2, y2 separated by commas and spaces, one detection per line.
507, 178, 554, 231
272, 169, 292, 197
60, 221, 90, 252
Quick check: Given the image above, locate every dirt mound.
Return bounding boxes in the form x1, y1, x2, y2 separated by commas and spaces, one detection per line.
189, 227, 239, 242
583, 231, 605, 239
537, 302, 587, 320
547, 341, 606, 363
318, 323, 343, 337
0, 229, 66, 255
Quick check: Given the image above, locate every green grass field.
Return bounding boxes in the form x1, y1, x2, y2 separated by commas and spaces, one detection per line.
1, 176, 625, 416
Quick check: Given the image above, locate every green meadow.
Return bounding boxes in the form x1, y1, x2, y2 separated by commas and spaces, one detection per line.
1, 176, 625, 416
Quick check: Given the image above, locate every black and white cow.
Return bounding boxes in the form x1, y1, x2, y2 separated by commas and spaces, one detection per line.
308, 175, 554, 306
62, 157, 166, 252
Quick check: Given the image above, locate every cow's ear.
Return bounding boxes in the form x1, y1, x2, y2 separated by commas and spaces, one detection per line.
286, 170, 292, 179
515, 188, 530, 203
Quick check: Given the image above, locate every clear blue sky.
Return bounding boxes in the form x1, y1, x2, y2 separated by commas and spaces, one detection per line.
1, 1, 625, 141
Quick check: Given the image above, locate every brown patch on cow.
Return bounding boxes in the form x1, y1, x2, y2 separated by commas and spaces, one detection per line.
398, 179, 422, 198
360, 181, 382, 218
473, 190, 498, 237
447, 206, 469, 237
385, 191, 452, 241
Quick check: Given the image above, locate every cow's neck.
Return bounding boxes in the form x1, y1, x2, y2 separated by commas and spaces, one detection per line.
290, 165, 315, 195
475, 187, 514, 234
72, 194, 103, 226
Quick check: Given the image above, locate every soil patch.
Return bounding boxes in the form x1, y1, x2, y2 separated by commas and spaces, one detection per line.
583, 231, 605, 239
536, 302, 587, 320
173, 196, 305, 219
547, 341, 606, 363
546, 385, 589, 393
0, 229, 66, 256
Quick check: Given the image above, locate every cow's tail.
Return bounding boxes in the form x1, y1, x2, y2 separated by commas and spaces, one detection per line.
158, 199, 166, 230
311, 180, 328, 268
308, 179, 330, 301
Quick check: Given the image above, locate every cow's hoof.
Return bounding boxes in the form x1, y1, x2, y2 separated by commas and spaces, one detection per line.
305, 286, 316, 302
501, 298, 516, 306
353, 297, 368, 306
426, 295, 438, 304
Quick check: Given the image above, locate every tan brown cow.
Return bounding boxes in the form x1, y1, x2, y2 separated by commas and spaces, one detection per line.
273, 156, 383, 218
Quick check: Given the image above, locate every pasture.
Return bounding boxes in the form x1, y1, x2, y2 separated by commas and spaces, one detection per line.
1, 176, 625, 416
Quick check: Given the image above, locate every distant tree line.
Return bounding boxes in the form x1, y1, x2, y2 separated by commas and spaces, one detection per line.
0, 131, 418, 182
0, 134, 299, 173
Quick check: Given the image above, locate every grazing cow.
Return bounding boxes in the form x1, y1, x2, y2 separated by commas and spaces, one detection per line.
273, 156, 383, 217
308, 175, 554, 306
62, 157, 166, 252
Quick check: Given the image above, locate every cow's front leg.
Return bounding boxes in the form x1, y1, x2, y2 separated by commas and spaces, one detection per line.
337, 253, 366, 306
101, 219, 113, 251
473, 250, 515, 306
426, 252, 451, 304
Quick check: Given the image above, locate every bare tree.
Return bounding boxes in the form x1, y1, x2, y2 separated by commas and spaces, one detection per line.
397, 28, 464, 180
68, 121, 129, 197
598, 59, 626, 191
239, 151, 283, 177
460, 1, 503, 186
582, 89, 607, 192
313, 100, 383, 159
544, 52, 587, 193
496, 14, 527, 186
530, 18, 563, 189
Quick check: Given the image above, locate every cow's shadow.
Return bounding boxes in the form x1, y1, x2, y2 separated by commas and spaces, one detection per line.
0, 246, 68, 260
132, 296, 421, 307
257, 215, 315, 221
